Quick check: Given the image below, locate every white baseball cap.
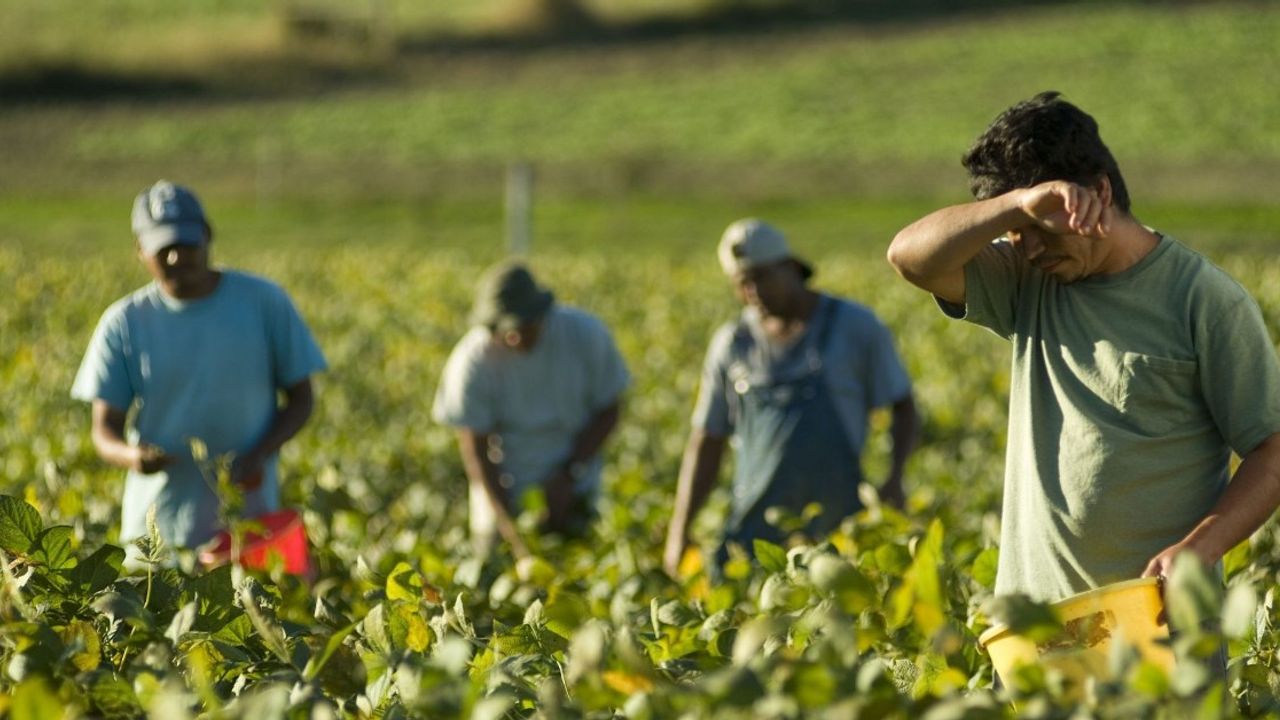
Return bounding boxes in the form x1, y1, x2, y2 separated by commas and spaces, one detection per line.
717, 218, 813, 278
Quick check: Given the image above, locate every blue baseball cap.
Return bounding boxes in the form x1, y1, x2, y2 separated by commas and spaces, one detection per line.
131, 180, 210, 256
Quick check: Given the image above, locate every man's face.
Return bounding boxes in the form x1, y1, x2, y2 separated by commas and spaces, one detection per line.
1006, 225, 1105, 284
139, 239, 212, 295
498, 318, 543, 353
732, 260, 801, 315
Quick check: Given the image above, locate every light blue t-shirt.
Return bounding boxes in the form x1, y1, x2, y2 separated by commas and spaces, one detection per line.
71, 270, 327, 549
693, 294, 912, 453
432, 305, 631, 539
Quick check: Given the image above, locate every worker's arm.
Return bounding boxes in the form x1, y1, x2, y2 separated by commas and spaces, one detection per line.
887, 181, 1110, 304
456, 427, 529, 559
1143, 432, 1280, 577
89, 399, 172, 474
543, 400, 622, 532
231, 378, 316, 490
663, 430, 728, 577
880, 395, 921, 509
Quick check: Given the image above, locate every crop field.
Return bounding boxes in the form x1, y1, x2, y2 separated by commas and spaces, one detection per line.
5, 236, 1280, 717
5, 0, 1280, 717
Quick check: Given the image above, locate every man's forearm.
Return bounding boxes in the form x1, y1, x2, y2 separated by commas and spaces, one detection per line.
668, 432, 727, 544
243, 380, 314, 463
887, 194, 1024, 281
887, 396, 920, 484
90, 400, 156, 472
457, 430, 527, 555
91, 420, 139, 470
563, 401, 621, 469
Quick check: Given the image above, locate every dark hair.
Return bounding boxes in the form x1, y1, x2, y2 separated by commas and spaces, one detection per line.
962, 91, 1131, 212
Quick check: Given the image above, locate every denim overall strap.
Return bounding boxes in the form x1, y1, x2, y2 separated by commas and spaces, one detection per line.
720, 297, 862, 563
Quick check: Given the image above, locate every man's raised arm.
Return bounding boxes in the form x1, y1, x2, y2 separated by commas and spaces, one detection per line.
886, 194, 1027, 304
887, 182, 1112, 304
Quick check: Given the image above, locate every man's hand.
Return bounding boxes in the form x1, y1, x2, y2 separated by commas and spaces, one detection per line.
1142, 540, 1215, 580
231, 452, 266, 491
1017, 181, 1111, 238
131, 444, 173, 474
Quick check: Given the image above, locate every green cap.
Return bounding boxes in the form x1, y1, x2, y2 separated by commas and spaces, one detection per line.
470, 261, 555, 332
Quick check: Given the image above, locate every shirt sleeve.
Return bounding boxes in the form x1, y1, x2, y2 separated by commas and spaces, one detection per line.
861, 316, 912, 409
585, 317, 631, 410
936, 239, 1025, 340
70, 305, 135, 411
690, 324, 735, 436
265, 284, 328, 387
432, 332, 497, 433
1198, 296, 1280, 457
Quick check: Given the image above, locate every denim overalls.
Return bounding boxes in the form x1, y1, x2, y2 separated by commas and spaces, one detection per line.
717, 298, 862, 566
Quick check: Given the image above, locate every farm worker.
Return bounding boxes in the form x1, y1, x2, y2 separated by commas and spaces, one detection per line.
433, 261, 630, 558
887, 91, 1280, 603
71, 180, 327, 567
663, 219, 920, 576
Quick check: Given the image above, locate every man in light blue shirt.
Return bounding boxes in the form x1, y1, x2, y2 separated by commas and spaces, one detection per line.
72, 181, 327, 561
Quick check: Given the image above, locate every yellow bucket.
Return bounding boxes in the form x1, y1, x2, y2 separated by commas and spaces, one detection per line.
979, 577, 1175, 687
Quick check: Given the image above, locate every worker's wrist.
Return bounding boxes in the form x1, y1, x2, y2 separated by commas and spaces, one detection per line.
126, 444, 146, 471
1179, 521, 1228, 566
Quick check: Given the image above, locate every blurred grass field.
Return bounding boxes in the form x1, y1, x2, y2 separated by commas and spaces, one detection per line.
2, 1, 1279, 257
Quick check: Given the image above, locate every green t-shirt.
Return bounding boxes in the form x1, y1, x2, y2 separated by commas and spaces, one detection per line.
942, 234, 1280, 601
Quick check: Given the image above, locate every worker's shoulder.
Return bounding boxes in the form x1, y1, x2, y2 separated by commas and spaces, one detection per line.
1156, 237, 1257, 312
822, 293, 887, 333
218, 268, 294, 300
96, 282, 167, 327
548, 304, 617, 342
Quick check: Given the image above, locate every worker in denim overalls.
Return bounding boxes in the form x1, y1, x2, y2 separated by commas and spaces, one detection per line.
664, 219, 920, 577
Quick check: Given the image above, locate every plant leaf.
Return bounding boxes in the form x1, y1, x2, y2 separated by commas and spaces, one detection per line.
67, 544, 125, 596
0, 495, 42, 556
303, 623, 358, 681
386, 561, 424, 603
1222, 582, 1257, 640
9, 676, 64, 720
31, 525, 76, 570
753, 539, 787, 574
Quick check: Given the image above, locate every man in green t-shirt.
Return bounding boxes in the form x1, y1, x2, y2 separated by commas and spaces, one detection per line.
887, 91, 1280, 602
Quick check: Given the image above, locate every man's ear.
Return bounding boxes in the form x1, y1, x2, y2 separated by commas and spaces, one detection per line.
1095, 175, 1113, 206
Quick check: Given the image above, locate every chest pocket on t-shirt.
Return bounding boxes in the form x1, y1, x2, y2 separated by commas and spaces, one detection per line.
1117, 352, 1199, 436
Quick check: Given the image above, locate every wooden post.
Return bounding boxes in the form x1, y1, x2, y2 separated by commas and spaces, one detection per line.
506, 162, 534, 256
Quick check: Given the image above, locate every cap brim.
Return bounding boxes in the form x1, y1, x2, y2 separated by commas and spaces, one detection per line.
723, 255, 812, 279
476, 290, 555, 331
137, 222, 206, 256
